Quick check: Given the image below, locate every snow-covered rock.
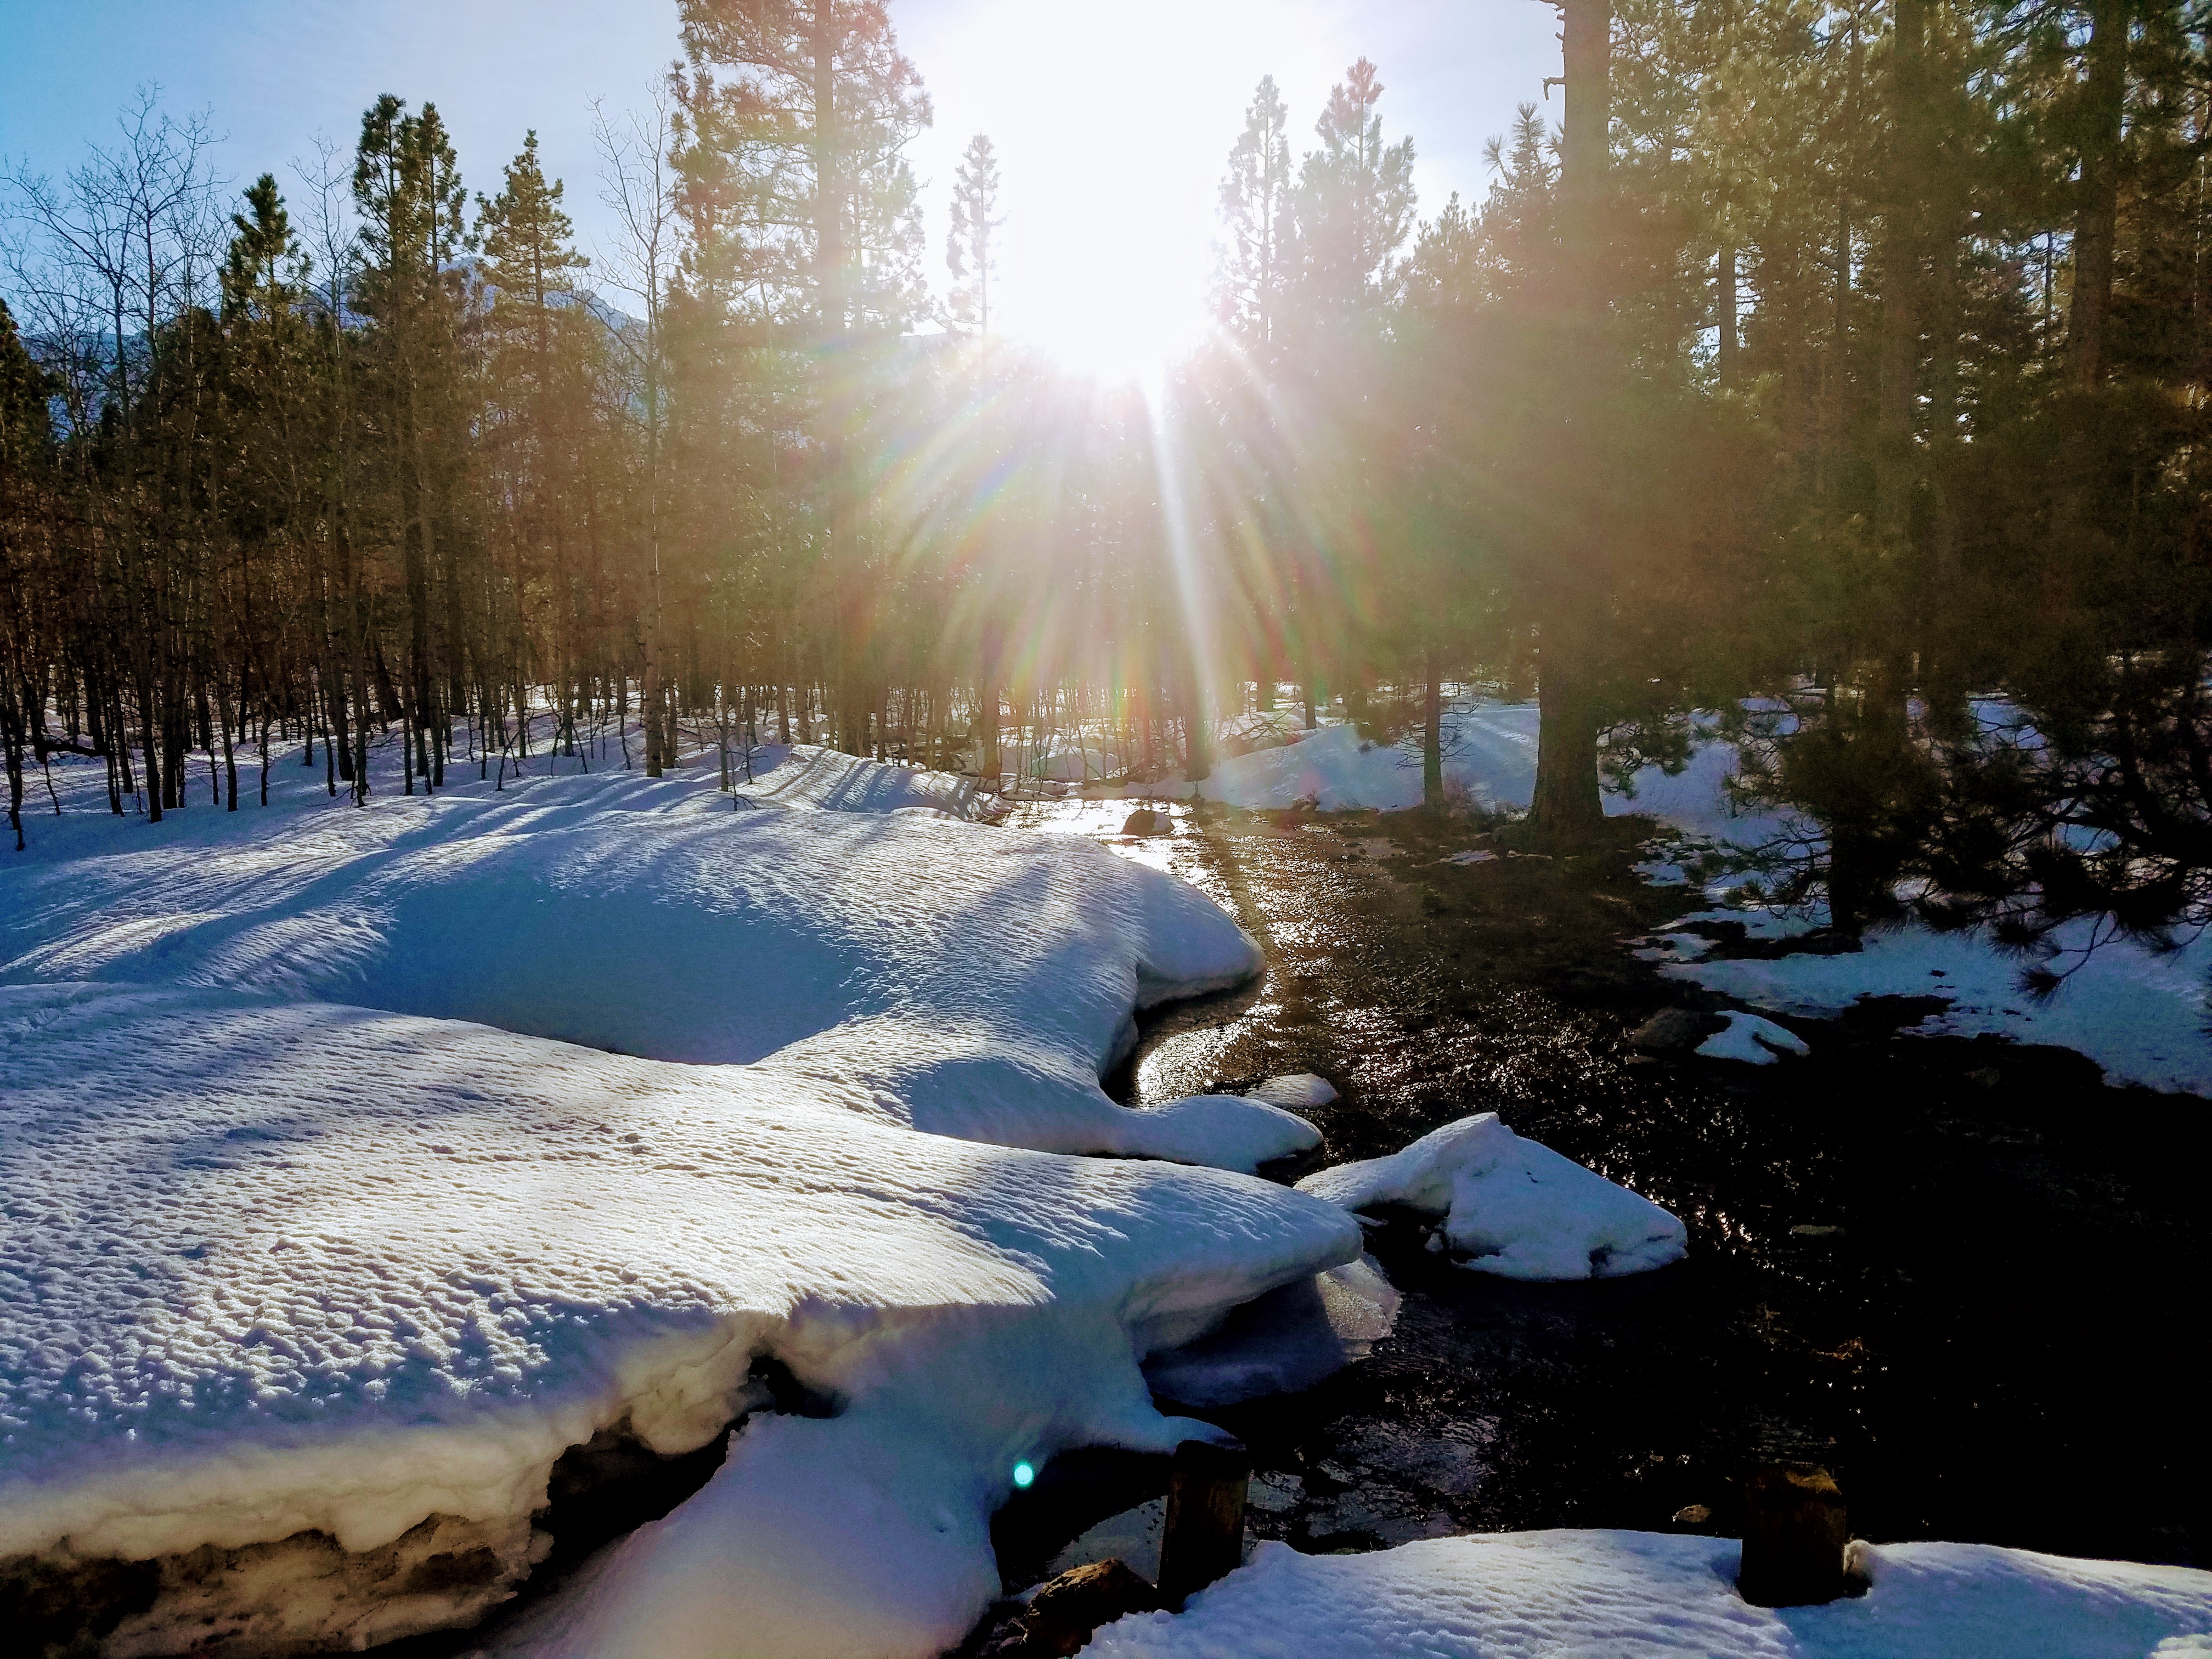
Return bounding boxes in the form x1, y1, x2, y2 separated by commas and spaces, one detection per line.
1082, 1529, 2212, 1658
1244, 1074, 1339, 1111
1296, 1115, 1686, 1282
1696, 1011, 1810, 1064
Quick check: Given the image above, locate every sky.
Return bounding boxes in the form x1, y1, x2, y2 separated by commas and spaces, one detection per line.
0, 0, 1561, 376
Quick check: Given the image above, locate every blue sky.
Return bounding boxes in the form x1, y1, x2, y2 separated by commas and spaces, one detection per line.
0, 1, 1560, 364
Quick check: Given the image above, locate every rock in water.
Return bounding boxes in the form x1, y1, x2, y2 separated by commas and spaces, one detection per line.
1244, 1074, 1339, 1110
1627, 1006, 1710, 1052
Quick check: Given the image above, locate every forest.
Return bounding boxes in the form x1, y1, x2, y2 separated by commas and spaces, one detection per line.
5, 0, 2212, 973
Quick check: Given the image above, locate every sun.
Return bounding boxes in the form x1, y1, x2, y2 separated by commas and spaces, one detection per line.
1003, 239, 1212, 385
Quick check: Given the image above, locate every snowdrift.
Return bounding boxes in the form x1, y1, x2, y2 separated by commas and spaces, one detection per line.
1082, 1528, 2212, 1658
0, 763, 1312, 1171
0, 747, 1348, 1656
730, 743, 980, 816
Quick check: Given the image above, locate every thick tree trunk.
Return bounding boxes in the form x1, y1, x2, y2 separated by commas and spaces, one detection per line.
1528, 0, 1612, 852
2069, 0, 2126, 391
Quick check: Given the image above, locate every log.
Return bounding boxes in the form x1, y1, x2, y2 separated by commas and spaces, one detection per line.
1156, 1438, 1249, 1611
1739, 1463, 1849, 1607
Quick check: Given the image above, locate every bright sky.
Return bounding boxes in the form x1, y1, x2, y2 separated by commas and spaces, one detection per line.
0, 0, 1560, 376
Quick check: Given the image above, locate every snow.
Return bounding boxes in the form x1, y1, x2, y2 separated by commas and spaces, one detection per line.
0, 740, 1353, 1655
1296, 1114, 1687, 1282
1028, 743, 1125, 783
0, 761, 1314, 1172
730, 743, 980, 817
1697, 1011, 1812, 1064
1193, 702, 1774, 838
1141, 1256, 1401, 1407
1193, 696, 2212, 1095
1082, 1530, 2212, 1658
1668, 916, 2212, 1095
1244, 1074, 1339, 1110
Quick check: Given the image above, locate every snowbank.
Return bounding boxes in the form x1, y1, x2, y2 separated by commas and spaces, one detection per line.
1297, 1114, 1686, 1281
0, 765, 1311, 1171
1029, 743, 1125, 782
1, 743, 1348, 1654
732, 743, 979, 816
1082, 1529, 2212, 1658
0, 984, 1358, 1654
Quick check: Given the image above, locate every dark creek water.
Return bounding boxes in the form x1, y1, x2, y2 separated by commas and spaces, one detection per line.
1008, 796, 2210, 1575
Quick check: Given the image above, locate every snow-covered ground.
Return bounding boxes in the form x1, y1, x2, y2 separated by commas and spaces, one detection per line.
1187, 697, 2212, 1093
0, 736, 1352, 1656
7, 724, 2207, 1657
1649, 913, 2212, 1095
1189, 701, 1757, 843
1083, 1530, 2212, 1658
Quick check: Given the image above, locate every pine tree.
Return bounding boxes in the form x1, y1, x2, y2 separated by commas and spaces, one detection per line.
1216, 76, 1295, 352
944, 133, 1001, 336
1293, 58, 1418, 325
353, 95, 472, 795
674, 0, 933, 755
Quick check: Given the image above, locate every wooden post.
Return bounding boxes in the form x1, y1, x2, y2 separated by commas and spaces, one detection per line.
1155, 1438, 1249, 1611
1739, 1464, 1849, 1607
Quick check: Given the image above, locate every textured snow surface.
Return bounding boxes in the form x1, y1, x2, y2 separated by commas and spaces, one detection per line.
730, 744, 979, 816
1297, 1114, 1687, 1282
0, 764, 1312, 1169
0, 747, 1355, 1656
1083, 1530, 2212, 1658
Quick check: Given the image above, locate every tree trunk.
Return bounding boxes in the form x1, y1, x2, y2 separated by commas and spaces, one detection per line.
1528, 0, 1612, 851
1875, 0, 1925, 540
2069, 0, 2126, 391
1421, 650, 1444, 809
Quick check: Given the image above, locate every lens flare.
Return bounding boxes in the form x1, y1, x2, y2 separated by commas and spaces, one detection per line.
1012, 1460, 1036, 1488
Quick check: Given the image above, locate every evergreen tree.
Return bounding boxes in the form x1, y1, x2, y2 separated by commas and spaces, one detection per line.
944, 133, 1001, 336
1293, 58, 1418, 325
1216, 76, 1295, 352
